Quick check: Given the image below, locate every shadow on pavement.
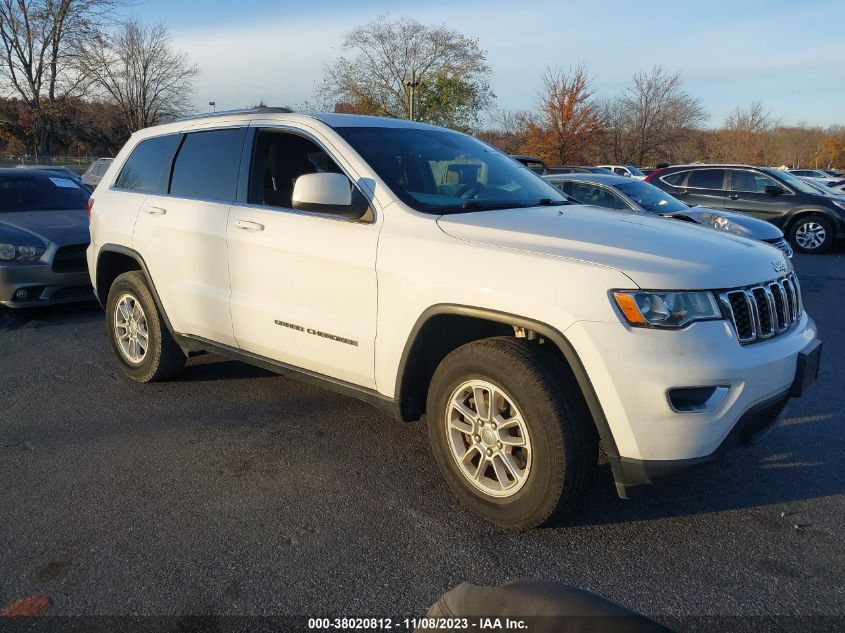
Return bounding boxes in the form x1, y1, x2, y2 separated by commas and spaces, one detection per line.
0, 301, 101, 332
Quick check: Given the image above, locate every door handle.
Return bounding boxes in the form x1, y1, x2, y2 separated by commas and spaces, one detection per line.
729, 194, 741, 200
234, 219, 265, 231
143, 206, 167, 216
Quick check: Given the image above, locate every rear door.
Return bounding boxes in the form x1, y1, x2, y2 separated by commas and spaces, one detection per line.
132, 125, 246, 346
724, 168, 787, 220
675, 168, 728, 209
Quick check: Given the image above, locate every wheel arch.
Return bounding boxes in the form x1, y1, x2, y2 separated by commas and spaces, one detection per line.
96, 244, 175, 335
394, 304, 621, 464
783, 206, 842, 233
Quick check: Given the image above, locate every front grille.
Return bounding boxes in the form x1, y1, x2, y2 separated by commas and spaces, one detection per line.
719, 273, 802, 345
52, 244, 88, 273
764, 237, 794, 259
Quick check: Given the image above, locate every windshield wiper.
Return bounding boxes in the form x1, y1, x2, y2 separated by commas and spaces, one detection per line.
536, 198, 569, 206
435, 201, 532, 215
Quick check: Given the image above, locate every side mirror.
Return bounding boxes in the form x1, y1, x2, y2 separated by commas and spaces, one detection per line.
292, 172, 369, 219
765, 185, 787, 196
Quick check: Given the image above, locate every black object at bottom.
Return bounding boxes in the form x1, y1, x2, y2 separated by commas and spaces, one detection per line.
420, 580, 670, 633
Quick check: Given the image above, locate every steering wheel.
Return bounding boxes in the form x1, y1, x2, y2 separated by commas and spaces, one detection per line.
456, 182, 485, 199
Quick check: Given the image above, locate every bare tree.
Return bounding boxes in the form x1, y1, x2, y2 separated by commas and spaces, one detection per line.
77, 18, 198, 133
319, 14, 493, 131
522, 65, 600, 164
615, 66, 707, 165
0, 0, 114, 154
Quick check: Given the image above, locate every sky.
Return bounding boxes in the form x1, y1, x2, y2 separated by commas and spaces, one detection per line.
119, 0, 845, 128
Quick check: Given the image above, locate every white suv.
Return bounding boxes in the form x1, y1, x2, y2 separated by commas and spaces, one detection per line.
87, 109, 821, 528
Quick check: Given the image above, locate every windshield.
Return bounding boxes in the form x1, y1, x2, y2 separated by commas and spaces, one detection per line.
763, 168, 820, 195
334, 126, 568, 213
803, 179, 845, 197
615, 180, 688, 214
0, 173, 89, 212
625, 165, 646, 178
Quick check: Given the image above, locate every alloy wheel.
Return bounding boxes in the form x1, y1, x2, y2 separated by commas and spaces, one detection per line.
445, 379, 532, 498
795, 221, 826, 250
114, 293, 149, 364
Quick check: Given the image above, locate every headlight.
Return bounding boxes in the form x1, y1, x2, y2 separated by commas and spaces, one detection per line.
0, 243, 46, 263
612, 290, 722, 328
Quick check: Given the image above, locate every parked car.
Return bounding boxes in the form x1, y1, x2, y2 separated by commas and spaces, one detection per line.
596, 165, 647, 180
0, 168, 93, 307
640, 168, 658, 177
545, 174, 793, 257
15, 164, 85, 186
786, 168, 840, 186
82, 157, 113, 188
509, 154, 549, 174
88, 110, 820, 529
547, 166, 614, 175
646, 164, 845, 253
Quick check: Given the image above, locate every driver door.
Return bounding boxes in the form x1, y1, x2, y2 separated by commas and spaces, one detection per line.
226, 126, 380, 388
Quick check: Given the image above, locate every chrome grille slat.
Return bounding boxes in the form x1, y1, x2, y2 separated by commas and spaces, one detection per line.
719, 273, 802, 345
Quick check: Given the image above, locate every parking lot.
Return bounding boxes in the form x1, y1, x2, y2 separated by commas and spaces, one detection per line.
1, 252, 843, 624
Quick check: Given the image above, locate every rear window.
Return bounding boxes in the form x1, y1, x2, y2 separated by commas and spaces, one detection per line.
686, 169, 726, 190
169, 128, 246, 201
115, 135, 180, 192
0, 173, 89, 212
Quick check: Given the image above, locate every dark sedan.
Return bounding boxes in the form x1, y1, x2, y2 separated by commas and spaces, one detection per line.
544, 173, 794, 258
0, 169, 93, 307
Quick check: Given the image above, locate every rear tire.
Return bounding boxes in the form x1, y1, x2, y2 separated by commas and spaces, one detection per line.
789, 215, 834, 253
426, 337, 597, 529
105, 271, 185, 382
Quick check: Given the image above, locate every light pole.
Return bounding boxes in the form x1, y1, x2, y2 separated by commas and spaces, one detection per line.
209, 101, 216, 113
405, 71, 420, 121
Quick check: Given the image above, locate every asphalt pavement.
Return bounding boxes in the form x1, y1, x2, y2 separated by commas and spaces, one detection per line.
1, 251, 843, 627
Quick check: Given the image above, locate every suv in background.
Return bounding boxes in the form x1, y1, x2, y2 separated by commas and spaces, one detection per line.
82, 158, 113, 188
647, 164, 845, 253
87, 110, 820, 529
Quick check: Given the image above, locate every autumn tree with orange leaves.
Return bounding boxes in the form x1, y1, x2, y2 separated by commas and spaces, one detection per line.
520, 66, 601, 165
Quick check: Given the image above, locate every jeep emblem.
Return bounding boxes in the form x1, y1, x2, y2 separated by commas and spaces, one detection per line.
772, 259, 787, 274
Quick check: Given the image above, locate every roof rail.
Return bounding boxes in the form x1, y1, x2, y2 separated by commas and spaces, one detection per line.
174, 106, 293, 122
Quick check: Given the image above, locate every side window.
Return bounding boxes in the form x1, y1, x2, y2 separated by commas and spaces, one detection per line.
115, 134, 180, 192
730, 170, 780, 193
613, 167, 628, 176
570, 183, 627, 210
686, 169, 727, 190
169, 128, 246, 201
661, 171, 687, 186
248, 129, 345, 209
95, 161, 111, 177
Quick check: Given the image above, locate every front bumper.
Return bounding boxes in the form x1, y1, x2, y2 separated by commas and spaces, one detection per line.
0, 261, 93, 308
564, 315, 820, 491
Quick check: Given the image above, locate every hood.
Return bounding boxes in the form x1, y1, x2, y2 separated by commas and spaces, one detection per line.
0, 210, 90, 247
665, 206, 784, 240
437, 205, 790, 290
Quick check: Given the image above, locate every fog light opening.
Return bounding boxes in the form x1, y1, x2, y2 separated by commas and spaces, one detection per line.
14, 288, 29, 300
668, 385, 730, 413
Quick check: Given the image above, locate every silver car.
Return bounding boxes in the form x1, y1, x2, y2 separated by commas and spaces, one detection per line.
545, 173, 794, 258
0, 169, 93, 307
81, 158, 113, 188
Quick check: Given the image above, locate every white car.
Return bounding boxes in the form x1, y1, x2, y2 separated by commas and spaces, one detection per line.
596, 164, 647, 180
86, 109, 821, 529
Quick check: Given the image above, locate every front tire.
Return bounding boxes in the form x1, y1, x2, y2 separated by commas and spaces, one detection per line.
789, 215, 834, 253
426, 337, 597, 529
105, 271, 186, 382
